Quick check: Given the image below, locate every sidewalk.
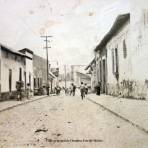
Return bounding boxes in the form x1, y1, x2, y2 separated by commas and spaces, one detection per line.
0, 95, 48, 113
87, 94, 148, 134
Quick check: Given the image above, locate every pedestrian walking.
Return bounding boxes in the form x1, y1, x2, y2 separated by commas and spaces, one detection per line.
65, 87, 69, 95
26, 83, 30, 99
84, 83, 88, 95
16, 81, 23, 101
55, 85, 61, 95
72, 83, 76, 96
95, 82, 101, 96
69, 84, 73, 96
80, 82, 85, 100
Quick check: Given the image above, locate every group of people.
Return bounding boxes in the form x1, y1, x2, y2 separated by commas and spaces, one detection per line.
65, 83, 77, 96
66, 82, 89, 100
80, 82, 88, 100
54, 82, 89, 100
54, 85, 61, 95
54, 82, 101, 99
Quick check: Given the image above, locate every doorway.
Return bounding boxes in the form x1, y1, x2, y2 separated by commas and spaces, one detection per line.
102, 59, 106, 93
9, 69, 12, 92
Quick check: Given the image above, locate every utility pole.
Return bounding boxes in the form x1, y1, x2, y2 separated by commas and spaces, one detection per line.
41, 35, 52, 95
64, 65, 67, 88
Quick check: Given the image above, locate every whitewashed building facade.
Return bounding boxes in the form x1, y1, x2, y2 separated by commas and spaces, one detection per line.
19, 48, 34, 96
0, 44, 32, 100
90, 5, 148, 99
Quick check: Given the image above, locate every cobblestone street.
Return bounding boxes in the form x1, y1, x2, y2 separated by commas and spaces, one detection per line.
0, 93, 148, 148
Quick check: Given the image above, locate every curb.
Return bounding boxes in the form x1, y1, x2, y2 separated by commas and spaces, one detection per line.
87, 98, 148, 135
0, 95, 50, 113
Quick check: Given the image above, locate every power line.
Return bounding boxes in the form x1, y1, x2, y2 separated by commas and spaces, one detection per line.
41, 35, 53, 95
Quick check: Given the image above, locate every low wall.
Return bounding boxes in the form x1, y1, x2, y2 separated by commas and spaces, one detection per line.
106, 79, 148, 100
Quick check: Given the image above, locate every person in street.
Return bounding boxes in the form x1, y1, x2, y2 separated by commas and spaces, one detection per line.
95, 82, 101, 96
64, 87, 69, 95
84, 83, 88, 95
69, 84, 73, 96
55, 85, 61, 95
16, 81, 23, 101
26, 83, 30, 99
80, 82, 85, 100
72, 83, 76, 96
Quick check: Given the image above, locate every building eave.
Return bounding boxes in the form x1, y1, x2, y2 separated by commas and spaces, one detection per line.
85, 58, 95, 70
0, 43, 32, 59
49, 71, 56, 78
19, 48, 34, 54
94, 13, 130, 52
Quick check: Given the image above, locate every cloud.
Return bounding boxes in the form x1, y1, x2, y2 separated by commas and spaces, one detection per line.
0, 0, 130, 65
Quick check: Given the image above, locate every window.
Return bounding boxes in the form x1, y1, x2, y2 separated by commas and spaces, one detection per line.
112, 49, 115, 74
123, 39, 127, 59
112, 48, 119, 79
24, 72, 26, 89
15, 55, 17, 61
115, 48, 119, 74
19, 68, 22, 81
9, 69, 12, 92
40, 78, 42, 86
34, 78, 36, 88
5, 52, 8, 58
99, 61, 102, 82
38, 78, 40, 88
29, 73, 31, 87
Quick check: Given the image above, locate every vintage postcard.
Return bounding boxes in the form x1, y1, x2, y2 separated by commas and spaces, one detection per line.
0, 0, 148, 147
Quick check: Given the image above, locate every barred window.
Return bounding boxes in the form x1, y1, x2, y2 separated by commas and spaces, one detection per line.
123, 39, 127, 59
112, 49, 115, 74
112, 48, 119, 75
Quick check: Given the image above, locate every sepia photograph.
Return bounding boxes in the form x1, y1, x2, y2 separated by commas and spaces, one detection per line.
0, 0, 148, 147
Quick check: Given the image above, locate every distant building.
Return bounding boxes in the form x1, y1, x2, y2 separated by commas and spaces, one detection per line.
33, 54, 48, 90
33, 54, 56, 94
75, 72, 91, 87
59, 65, 87, 88
85, 58, 97, 92
0, 43, 32, 100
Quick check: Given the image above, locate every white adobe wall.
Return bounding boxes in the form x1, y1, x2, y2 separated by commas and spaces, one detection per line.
106, 8, 148, 99
107, 20, 131, 82
1, 51, 25, 93
130, 3, 148, 80
129, 1, 148, 99
106, 20, 131, 96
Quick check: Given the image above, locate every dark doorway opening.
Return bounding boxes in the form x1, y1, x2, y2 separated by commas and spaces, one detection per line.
9, 69, 12, 92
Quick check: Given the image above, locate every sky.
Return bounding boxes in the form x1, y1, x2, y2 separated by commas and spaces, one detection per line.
0, 0, 130, 67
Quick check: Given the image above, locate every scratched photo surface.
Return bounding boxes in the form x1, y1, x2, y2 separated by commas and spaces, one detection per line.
0, 0, 148, 148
